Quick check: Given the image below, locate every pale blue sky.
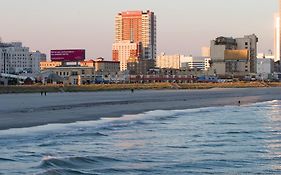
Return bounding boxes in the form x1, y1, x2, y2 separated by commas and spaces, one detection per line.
0, 0, 278, 60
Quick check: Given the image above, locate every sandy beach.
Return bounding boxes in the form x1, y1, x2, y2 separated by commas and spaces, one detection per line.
1, 88, 281, 130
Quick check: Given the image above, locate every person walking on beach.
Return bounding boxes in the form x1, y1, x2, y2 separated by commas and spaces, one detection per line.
44, 91, 47, 96
40, 91, 43, 96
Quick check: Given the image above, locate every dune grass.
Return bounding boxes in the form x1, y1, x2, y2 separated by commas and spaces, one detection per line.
0, 82, 279, 94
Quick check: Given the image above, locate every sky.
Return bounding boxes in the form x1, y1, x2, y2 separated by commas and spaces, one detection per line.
0, 0, 278, 60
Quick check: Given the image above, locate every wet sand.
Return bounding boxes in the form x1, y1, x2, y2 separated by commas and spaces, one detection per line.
0, 88, 281, 130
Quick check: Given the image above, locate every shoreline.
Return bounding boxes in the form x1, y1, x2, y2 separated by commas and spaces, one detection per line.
1, 88, 281, 130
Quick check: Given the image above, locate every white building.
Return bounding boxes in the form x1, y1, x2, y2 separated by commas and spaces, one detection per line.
156, 53, 208, 70
204, 58, 211, 70
180, 56, 207, 70
257, 58, 274, 80
0, 42, 45, 74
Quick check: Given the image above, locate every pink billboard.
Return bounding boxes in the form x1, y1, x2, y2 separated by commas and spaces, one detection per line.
51, 49, 85, 62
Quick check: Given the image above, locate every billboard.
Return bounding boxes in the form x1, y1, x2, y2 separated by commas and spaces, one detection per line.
224, 50, 249, 61
51, 49, 85, 62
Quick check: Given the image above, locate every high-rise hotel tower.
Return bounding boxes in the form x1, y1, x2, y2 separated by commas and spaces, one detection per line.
113, 10, 156, 70
274, 0, 281, 62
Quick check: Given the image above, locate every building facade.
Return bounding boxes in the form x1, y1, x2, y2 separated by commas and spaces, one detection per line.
45, 67, 95, 85
274, 13, 280, 62
156, 53, 181, 69
257, 58, 274, 80
274, 0, 281, 63
112, 41, 141, 71
180, 56, 208, 70
156, 53, 209, 71
114, 10, 156, 60
210, 35, 258, 78
40, 61, 62, 70
0, 42, 45, 74
127, 57, 155, 75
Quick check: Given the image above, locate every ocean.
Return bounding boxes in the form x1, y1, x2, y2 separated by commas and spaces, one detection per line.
1, 100, 281, 174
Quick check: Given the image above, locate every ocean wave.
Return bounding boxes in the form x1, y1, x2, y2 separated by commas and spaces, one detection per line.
0, 100, 279, 136
39, 155, 122, 169
36, 168, 96, 175
0, 157, 16, 162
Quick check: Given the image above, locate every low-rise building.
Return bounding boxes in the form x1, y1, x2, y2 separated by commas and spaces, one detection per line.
127, 57, 155, 75
156, 53, 181, 69
80, 57, 120, 75
156, 53, 208, 71
40, 61, 62, 70
94, 57, 120, 75
44, 66, 95, 85
180, 56, 207, 70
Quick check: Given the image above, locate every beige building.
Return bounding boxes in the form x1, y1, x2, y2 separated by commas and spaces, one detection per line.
112, 41, 141, 71
94, 58, 120, 75
156, 53, 181, 69
40, 61, 62, 70
156, 53, 209, 71
81, 58, 120, 74
45, 66, 95, 85
210, 35, 258, 78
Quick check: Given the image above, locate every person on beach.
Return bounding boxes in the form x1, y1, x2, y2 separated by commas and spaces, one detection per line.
44, 91, 47, 96
131, 89, 134, 93
40, 91, 43, 96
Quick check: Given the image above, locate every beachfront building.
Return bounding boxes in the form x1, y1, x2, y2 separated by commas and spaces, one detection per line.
114, 10, 156, 60
127, 57, 155, 75
181, 56, 208, 70
0, 42, 45, 74
210, 34, 258, 78
40, 61, 62, 70
156, 53, 181, 69
81, 57, 120, 75
156, 53, 209, 71
257, 58, 274, 80
43, 66, 96, 85
112, 41, 142, 71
